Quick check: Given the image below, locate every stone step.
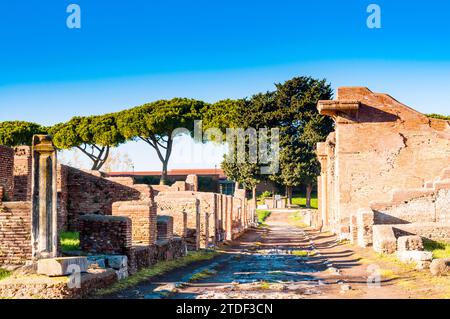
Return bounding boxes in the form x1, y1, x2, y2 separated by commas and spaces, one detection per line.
370, 201, 395, 211
391, 189, 435, 204
440, 167, 450, 180
424, 181, 434, 189
434, 179, 450, 191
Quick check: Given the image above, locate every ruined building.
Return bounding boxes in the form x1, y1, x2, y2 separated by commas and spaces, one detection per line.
316, 87, 450, 251
0, 136, 253, 270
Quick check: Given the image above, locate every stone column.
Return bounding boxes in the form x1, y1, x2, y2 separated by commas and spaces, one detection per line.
225, 196, 233, 240
31, 135, 58, 260
317, 143, 328, 231
195, 199, 201, 250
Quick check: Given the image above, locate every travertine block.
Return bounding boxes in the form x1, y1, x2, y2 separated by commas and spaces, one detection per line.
37, 257, 88, 276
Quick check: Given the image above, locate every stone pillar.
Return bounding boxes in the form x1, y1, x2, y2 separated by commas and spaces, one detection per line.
225, 196, 233, 240
195, 200, 201, 250
31, 135, 58, 260
357, 208, 374, 247
317, 142, 328, 230
186, 174, 198, 191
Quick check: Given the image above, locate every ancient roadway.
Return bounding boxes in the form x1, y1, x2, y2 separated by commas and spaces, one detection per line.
108, 210, 411, 299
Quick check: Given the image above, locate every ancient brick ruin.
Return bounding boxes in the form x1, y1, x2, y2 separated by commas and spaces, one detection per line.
316, 87, 450, 256
0, 136, 254, 275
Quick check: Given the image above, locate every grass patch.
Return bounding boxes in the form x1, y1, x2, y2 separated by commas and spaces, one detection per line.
288, 211, 308, 228
60, 231, 80, 252
292, 250, 309, 257
291, 195, 318, 209
256, 210, 271, 227
259, 281, 270, 290
94, 250, 219, 297
423, 239, 450, 259
0, 269, 11, 281
378, 268, 400, 280
188, 269, 217, 282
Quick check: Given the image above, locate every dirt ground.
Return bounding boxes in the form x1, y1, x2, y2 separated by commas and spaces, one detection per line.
108, 209, 450, 299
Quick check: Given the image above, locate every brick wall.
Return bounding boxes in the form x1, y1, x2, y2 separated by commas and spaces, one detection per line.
112, 200, 157, 245
126, 238, 186, 274
0, 202, 32, 265
157, 215, 174, 240
317, 87, 450, 238
61, 165, 153, 231
0, 146, 14, 201
12, 146, 32, 201
155, 189, 251, 248
57, 164, 69, 231
79, 215, 132, 254
155, 193, 198, 237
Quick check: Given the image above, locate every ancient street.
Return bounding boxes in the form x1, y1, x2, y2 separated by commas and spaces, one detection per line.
107, 210, 422, 299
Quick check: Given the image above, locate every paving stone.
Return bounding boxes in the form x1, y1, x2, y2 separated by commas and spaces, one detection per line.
153, 283, 178, 293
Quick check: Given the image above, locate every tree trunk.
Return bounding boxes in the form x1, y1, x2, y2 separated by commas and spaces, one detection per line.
272, 185, 276, 208
286, 186, 293, 206
306, 183, 313, 208
160, 160, 168, 185
86, 146, 109, 171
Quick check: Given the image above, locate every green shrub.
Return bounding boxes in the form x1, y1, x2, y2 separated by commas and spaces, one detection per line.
0, 269, 11, 281
258, 191, 272, 201
423, 239, 450, 259
256, 210, 271, 227
426, 114, 450, 121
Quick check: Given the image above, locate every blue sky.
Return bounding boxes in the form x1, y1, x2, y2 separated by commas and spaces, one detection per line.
0, 1, 449, 171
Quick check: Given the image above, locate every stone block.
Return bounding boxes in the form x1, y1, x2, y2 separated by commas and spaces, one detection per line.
115, 268, 129, 280
416, 260, 431, 271
107, 255, 128, 270
429, 258, 450, 276
397, 251, 432, 263
357, 208, 374, 247
87, 256, 106, 269
37, 257, 88, 277
397, 235, 423, 251
372, 225, 397, 254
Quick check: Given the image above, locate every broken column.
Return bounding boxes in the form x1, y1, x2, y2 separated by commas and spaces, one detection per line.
31, 135, 58, 260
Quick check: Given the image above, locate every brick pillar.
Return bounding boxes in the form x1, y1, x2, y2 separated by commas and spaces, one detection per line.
112, 200, 157, 245
226, 196, 233, 240
13, 146, 32, 201
0, 146, 14, 201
